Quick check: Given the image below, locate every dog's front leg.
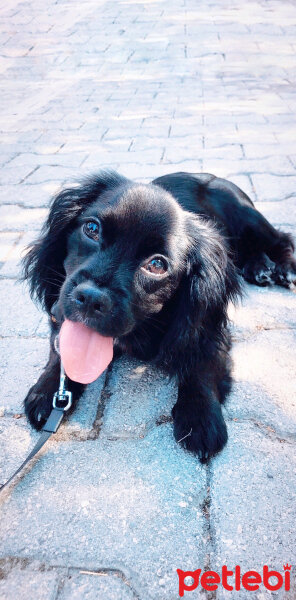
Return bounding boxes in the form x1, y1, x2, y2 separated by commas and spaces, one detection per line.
172, 374, 228, 463
24, 336, 85, 430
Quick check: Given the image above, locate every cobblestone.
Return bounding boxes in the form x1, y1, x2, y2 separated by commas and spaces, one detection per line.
251, 173, 296, 202
0, 426, 206, 600
59, 571, 136, 600
1, 0, 296, 598
227, 328, 296, 438
0, 231, 36, 278
0, 205, 48, 231
0, 280, 43, 336
101, 356, 177, 440
211, 422, 296, 597
0, 560, 60, 600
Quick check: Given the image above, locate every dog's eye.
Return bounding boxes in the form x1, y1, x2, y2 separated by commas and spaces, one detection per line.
142, 256, 168, 275
83, 221, 100, 241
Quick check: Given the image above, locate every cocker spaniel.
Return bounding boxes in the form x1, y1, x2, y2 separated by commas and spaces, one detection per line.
23, 171, 296, 462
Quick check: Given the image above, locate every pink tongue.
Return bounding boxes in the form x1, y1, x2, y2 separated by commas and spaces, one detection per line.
59, 320, 113, 384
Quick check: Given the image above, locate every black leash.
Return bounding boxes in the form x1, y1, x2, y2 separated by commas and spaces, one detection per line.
0, 361, 72, 493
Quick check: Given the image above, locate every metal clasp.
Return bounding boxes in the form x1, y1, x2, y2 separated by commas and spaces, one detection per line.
53, 360, 72, 412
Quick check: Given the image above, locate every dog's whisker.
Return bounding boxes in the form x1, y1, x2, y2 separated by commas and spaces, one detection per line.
37, 279, 64, 289
45, 266, 65, 278
177, 428, 192, 444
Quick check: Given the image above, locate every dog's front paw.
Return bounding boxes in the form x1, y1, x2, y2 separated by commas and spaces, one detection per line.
24, 386, 54, 430
272, 260, 296, 289
242, 254, 275, 287
172, 399, 228, 463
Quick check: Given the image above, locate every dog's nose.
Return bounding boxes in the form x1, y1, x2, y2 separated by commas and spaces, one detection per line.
73, 282, 112, 315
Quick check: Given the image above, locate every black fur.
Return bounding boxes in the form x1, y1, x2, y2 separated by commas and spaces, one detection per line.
22, 171, 296, 462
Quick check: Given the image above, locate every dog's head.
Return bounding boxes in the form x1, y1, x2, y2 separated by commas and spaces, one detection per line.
23, 170, 240, 344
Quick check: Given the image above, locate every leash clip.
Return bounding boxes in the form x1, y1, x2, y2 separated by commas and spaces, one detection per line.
53, 360, 72, 412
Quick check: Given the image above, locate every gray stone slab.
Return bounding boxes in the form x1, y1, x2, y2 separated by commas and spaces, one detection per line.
225, 328, 296, 438
59, 571, 136, 600
63, 372, 108, 439
1, 0, 296, 598
0, 183, 58, 208
202, 145, 244, 161
243, 142, 289, 157
0, 280, 43, 337
23, 165, 77, 184
0, 165, 38, 185
254, 199, 296, 227
101, 356, 177, 439
35, 313, 50, 337
203, 158, 251, 180
0, 205, 47, 232
0, 560, 59, 600
0, 231, 37, 278
0, 232, 21, 264
0, 337, 49, 414
251, 174, 296, 202
0, 426, 207, 600
225, 175, 255, 201
6, 153, 86, 170
229, 284, 296, 335
210, 421, 296, 599
0, 416, 40, 486
242, 155, 296, 176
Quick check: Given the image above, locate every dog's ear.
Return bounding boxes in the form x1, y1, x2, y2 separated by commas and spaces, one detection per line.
160, 217, 242, 367
22, 171, 127, 312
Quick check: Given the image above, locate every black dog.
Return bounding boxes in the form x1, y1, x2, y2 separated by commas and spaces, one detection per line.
23, 171, 296, 462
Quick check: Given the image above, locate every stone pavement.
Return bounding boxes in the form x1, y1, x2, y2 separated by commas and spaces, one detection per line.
0, 0, 296, 598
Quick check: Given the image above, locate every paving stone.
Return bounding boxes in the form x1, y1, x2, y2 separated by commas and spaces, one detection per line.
63, 372, 108, 439
0, 205, 47, 232
0, 231, 37, 278
202, 145, 244, 161
202, 159, 251, 180
242, 155, 296, 176
82, 151, 160, 170
254, 199, 296, 227
0, 184, 54, 207
204, 131, 241, 147
211, 422, 296, 597
59, 571, 136, 600
0, 166, 39, 185
0, 426, 207, 600
101, 356, 177, 439
119, 162, 203, 181
163, 146, 203, 166
251, 174, 296, 202
1, 0, 296, 598
0, 280, 43, 337
0, 153, 18, 167
24, 165, 79, 184
7, 152, 87, 170
35, 313, 51, 337
225, 328, 296, 438
0, 337, 49, 414
226, 174, 255, 200
0, 416, 42, 488
0, 232, 21, 265
229, 284, 296, 335
0, 560, 59, 600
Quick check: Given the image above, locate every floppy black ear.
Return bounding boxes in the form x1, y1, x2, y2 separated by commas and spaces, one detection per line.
22, 170, 128, 313
159, 217, 242, 369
